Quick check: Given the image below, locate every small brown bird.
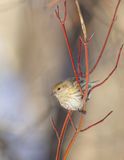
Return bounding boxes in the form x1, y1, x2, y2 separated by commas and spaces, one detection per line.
52, 78, 96, 111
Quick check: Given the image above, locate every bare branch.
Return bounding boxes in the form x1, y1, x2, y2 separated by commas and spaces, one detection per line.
69, 114, 77, 132
89, 44, 123, 94
50, 117, 60, 140
80, 111, 113, 132
89, 0, 122, 74
75, 0, 87, 42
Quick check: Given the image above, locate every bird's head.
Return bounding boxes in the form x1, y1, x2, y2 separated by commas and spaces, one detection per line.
52, 80, 73, 99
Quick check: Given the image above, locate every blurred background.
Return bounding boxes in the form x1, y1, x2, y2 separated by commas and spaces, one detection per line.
0, 0, 124, 160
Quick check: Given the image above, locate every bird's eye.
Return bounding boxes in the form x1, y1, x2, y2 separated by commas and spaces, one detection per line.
57, 87, 61, 90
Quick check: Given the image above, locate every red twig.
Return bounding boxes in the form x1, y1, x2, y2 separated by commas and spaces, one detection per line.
79, 37, 89, 111
63, 31, 90, 159
82, 42, 89, 111
52, 0, 122, 160
77, 37, 83, 77
89, 0, 121, 74
56, 111, 72, 160
55, 1, 84, 95
80, 111, 113, 132
54, 1, 85, 159
69, 114, 77, 132
63, 0, 67, 23
51, 117, 60, 140
89, 44, 123, 94
55, 0, 67, 24
61, 24, 79, 80
63, 114, 83, 160
80, 32, 95, 78
68, 111, 113, 133
63, 111, 113, 159
55, 2, 83, 159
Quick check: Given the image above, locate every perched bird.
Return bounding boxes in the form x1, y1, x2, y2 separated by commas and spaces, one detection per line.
52, 78, 96, 111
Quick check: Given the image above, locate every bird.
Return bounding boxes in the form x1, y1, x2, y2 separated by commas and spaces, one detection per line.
52, 77, 96, 112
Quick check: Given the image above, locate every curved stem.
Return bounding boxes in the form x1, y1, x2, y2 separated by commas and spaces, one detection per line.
63, 114, 83, 160
80, 111, 113, 132
89, 44, 123, 94
82, 42, 89, 111
56, 111, 72, 160
63, 39, 89, 159
89, 0, 121, 74
77, 37, 83, 77
51, 118, 60, 140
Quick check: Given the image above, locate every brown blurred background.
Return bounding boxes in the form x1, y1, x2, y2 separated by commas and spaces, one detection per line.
0, 0, 124, 160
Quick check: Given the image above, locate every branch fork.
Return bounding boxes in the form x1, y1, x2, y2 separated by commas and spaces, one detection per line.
51, 0, 123, 159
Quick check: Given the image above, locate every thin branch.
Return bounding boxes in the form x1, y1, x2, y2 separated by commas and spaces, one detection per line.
69, 114, 77, 132
75, 0, 87, 41
55, 5, 60, 21
56, 111, 72, 160
63, 110, 113, 159
89, 0, 122, 74
77, 37, 83, 77
54, 2, 85, 159
63, 0, 67, 23
63, 19, 90, 159
53, 1, 122, 160
61, 24, 78, 80
79, 32, 95, 78
79, 37, 89, 112
88, 32, 95, 42
50, 117, 60, 140
63, 114, 83, 160
55, 1, 84, 95
83, 42, 89, 103
89, 44, 123, 94
55, 0, 67, 24
80, 111, 113, 132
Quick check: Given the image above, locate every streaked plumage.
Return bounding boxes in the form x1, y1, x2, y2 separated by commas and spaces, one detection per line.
52, 78, 96, 111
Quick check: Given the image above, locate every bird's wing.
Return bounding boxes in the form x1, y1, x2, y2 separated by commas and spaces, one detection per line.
69, 77, 98, 90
